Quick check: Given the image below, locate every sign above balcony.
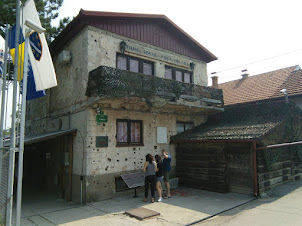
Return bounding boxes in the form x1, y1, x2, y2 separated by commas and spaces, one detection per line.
124, 43, 191, 68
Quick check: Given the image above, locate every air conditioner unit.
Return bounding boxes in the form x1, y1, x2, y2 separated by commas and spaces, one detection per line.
57, 50, 71, 65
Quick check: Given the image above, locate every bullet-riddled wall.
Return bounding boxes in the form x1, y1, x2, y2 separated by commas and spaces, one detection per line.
27, 24, 210, 202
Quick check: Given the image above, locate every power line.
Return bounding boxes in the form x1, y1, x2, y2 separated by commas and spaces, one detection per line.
211, 48, 302, 76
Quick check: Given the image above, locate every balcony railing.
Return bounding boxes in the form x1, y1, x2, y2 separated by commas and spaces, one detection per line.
86, 66, 223, 107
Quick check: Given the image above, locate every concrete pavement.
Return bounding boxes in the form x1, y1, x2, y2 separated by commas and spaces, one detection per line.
17, 187, 253, 225
199, 180, 302, 226
15, 180, 302, 225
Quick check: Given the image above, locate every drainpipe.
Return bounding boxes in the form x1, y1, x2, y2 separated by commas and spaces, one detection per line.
251, 141, 258, 196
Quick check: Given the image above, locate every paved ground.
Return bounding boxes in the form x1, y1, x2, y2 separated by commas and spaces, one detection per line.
198, 180, 302, 226
11, 180, 302, 225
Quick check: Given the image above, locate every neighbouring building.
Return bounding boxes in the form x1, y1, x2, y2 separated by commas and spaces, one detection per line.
171, 101, 302, 195
216, 65, 302, 108
23, 10, 223, 203
170, 66, 302, 196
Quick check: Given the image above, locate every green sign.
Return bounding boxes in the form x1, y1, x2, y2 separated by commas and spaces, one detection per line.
96, 114, 108, 123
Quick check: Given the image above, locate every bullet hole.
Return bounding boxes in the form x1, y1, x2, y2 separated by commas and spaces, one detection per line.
140, 162, 142, 164
134, 162, 136, 164
105, 166, 109, 171
97, 149, 99, 151
133, 147, 136, 150
107, 158, 111, 162
103, 123, 106, 126
94, 39, 97, 42
117, 160, 120, 162
154, 146, 157, 149
139, 148, 141, 150
134, 152, 136, 154
125, 158, 128, 161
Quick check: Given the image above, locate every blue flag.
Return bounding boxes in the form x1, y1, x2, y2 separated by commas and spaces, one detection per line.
8, 25, 45, 100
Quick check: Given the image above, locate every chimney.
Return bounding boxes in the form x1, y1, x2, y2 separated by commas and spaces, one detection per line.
241, 69, 249, 79
211, 72, 218, 89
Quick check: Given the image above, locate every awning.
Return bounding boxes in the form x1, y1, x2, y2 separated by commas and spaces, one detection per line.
24, 129, 77, 145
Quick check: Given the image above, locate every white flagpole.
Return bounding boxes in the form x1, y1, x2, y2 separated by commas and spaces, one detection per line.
0, 24, 10, 197
6, 0, 21, 224
15, 27, 30, 226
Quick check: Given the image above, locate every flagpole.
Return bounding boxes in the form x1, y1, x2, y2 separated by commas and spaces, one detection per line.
15, 26, 31, 226
6, 0, 21, 225
0, 25, 10, 197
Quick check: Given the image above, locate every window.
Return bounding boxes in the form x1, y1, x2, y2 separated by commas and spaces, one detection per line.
116, 54, 154, 75
116, 119, 143, 146
176, 122, 194, 134
165, 66, 193, 83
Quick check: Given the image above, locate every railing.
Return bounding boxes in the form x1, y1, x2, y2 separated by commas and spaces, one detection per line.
86, 66, 223, 105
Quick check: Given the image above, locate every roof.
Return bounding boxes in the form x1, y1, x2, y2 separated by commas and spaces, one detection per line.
50, 9, 217, 63
170, 101, 302, 145
218, 65, 302, 106
25, 129, 77, 145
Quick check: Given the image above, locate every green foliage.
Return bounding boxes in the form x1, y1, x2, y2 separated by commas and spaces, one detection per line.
0, 0, 70, 43
0, 214, 4, 226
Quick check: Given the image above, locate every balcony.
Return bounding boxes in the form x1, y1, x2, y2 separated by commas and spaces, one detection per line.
86, 66, 223, 114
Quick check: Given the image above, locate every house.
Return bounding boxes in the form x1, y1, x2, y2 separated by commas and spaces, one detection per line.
170, 66, 302, 196
171, 101, 302, 195
214, 65, 302, 108
23, 10, 223, 203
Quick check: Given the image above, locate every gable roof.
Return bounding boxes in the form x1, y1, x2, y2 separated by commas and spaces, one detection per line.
170, 101, 302, 145
218, 65, 302, 106
50, 10, 217, 63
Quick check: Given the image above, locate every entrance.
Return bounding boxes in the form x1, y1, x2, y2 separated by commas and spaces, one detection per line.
22, 134, 74, 201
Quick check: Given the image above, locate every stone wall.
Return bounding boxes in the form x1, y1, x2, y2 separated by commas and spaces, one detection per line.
84, 107, 206, 201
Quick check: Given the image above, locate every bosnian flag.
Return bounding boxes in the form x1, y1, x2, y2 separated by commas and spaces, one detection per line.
21, 0, 57, 91
0, 35, 4, 78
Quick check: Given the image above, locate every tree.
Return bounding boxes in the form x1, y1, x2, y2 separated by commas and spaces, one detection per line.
0, 0, 70, 43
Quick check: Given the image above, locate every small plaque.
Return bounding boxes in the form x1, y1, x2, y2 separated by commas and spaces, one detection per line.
96, 114, 108, 123
96, 136, 108, 147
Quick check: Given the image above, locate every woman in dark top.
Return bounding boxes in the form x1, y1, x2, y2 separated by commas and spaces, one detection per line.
143, 154, 157, 203
155, 155, 163, 202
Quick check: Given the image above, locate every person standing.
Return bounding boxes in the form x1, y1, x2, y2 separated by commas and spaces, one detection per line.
143, 154, 157, 203
155, 155, 164, 202
162, 149, 171, 198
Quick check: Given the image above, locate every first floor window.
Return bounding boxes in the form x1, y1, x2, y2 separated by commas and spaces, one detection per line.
176, 122, 194, 134
116, 119, 143, 145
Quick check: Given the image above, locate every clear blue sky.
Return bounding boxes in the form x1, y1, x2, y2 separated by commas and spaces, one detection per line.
54, 0, 302, 85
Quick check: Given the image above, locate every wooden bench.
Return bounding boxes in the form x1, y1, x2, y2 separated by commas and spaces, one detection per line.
121, 172, 145, 197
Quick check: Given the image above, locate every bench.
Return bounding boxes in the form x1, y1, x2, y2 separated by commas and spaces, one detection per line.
121, 172, 145, 197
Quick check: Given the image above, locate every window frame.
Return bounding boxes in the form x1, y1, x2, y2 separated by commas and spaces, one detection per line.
176, 121, 194, 134
116, 119, 143, 146
116, 53, 154, 76
165, 66, 193, 83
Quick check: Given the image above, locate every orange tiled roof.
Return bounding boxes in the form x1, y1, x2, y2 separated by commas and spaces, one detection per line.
218, 66, 302, 106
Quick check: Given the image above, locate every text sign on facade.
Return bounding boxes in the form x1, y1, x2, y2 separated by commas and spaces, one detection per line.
96, 136, 108, 147
125, 44, 190, 68
96, 114, 108, 124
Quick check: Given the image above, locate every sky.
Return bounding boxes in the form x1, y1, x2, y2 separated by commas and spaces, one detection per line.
53, 0, 302, 85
